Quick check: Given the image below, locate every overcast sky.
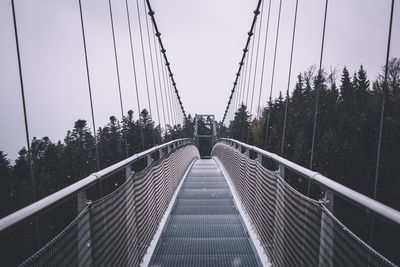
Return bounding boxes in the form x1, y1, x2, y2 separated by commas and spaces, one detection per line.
0, 0, 399, 161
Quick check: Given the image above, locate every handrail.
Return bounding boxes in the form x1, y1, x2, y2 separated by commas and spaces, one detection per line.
0, 138, 193, 233
216, 138, 400, 225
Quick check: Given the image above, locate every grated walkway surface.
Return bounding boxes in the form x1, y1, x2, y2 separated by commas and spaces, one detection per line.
149, 159, 262, 267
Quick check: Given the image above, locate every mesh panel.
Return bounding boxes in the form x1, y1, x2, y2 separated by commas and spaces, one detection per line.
212, 143, 396, 267
18, 145, 199, 267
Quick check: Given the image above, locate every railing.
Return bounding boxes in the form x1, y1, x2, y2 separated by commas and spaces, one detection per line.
213, 138, 400, 266
0, 138, 198, 266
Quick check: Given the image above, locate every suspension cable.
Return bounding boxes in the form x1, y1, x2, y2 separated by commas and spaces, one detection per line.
221, 0, 263, 125
245, 22, 257, 106
247, 0, 265, 143
248, 0, 265, 119
309, 0, 329, 170
151, 23, 167, 137
242, 29, 257, 140
145, 0, 187, 121
280, 0, 299, 156
107, 0, 128, 157
160, 54, 172, 129
124, 0, 145, 150
264, 0, 283, 150
136, 0, 155, 147
256, 0, 272, 120
241, 54, 250, 105
143, 0, 162, 142
11, 0, 36, 203
78, 0, 100, 169
374, 0, 394, 200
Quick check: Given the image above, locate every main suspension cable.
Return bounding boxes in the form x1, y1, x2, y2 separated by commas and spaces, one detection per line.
145, 0, 187, 121
264, 0, 283, 150
280, 0, 299, 156
124, 0, 145, 150
221, 0, 263, 125
309, 0, 329, 170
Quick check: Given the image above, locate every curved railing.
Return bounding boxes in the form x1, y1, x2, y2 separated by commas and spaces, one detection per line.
0, 138, 199, 266
213, 138, 400, 267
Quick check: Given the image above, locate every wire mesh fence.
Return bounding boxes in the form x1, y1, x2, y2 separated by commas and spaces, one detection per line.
212, 142, 396, 267
18, 144, 199, 267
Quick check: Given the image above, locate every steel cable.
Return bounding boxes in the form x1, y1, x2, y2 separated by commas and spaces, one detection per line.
280, 0, 299, 157
256, 0, 272, 120
310, 0, 329, 170
107, 0, 129, 157
136, 0, 156, 147
151, 23, 167, 137
264, 0, 283, 150
77, 0, 100, 170
143, 0, 162, 141
124, 0, 145, 150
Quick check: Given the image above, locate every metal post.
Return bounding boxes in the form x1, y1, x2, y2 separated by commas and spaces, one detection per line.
77, 191, 92, 267
319, 189, 334, 267
125, 165, 133, 180
256, 153, 262, 165
245, 148, 250, 157
146, 154, 153, 167
278, 164, 285, 179
159, 148, 164, 159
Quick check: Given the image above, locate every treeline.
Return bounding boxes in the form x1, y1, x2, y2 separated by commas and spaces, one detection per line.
223, 58, 400, 210
0, 109, 193, 218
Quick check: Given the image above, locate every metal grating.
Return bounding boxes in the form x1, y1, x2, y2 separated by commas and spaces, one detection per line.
149, 159, 262, 267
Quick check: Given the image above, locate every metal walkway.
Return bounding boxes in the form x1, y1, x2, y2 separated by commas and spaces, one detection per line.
149, 159, 262, 266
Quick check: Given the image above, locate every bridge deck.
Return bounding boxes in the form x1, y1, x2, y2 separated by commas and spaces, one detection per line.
149, 159, 262, 266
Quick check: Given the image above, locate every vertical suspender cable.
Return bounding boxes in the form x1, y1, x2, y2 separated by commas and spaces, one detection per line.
242, 27, 256, 140
374, 0, 394, 201
151, 24, 167, 138
161, 56, 172, 129
280, 0, 299, 156
11, 0, 41, 248
309, 0, 328, 170
247, 0, 265, 143
124, 0, 145, 150
107, 0, 128, 157
241, 54, 250, 105
248, 0, 264, 120
265, 0, 283, 150
370, 2, 395, 244
78, 0, 100, 169
256, 0, 272, 120
143, 0, 162, 142
245, 23, 257, 106
11, 0, 36, 203
136, 0, 155, 147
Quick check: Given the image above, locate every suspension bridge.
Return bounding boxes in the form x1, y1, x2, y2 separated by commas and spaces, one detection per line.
0, 0, 399, 266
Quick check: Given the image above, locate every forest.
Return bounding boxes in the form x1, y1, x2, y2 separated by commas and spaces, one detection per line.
220, 58, 400, 213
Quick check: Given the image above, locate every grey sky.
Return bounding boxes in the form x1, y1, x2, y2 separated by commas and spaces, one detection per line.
0, 0, 399, 161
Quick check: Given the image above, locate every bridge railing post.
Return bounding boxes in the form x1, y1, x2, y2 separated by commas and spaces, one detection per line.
278, 164, 285, 179
77, 191, 92, 267
125, 165, 133, 181
245, 148, 250, 157
159, 148, 164, 159
319, 189, 334, 267
146, 154, 153, 167
256, 153, 262, 165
